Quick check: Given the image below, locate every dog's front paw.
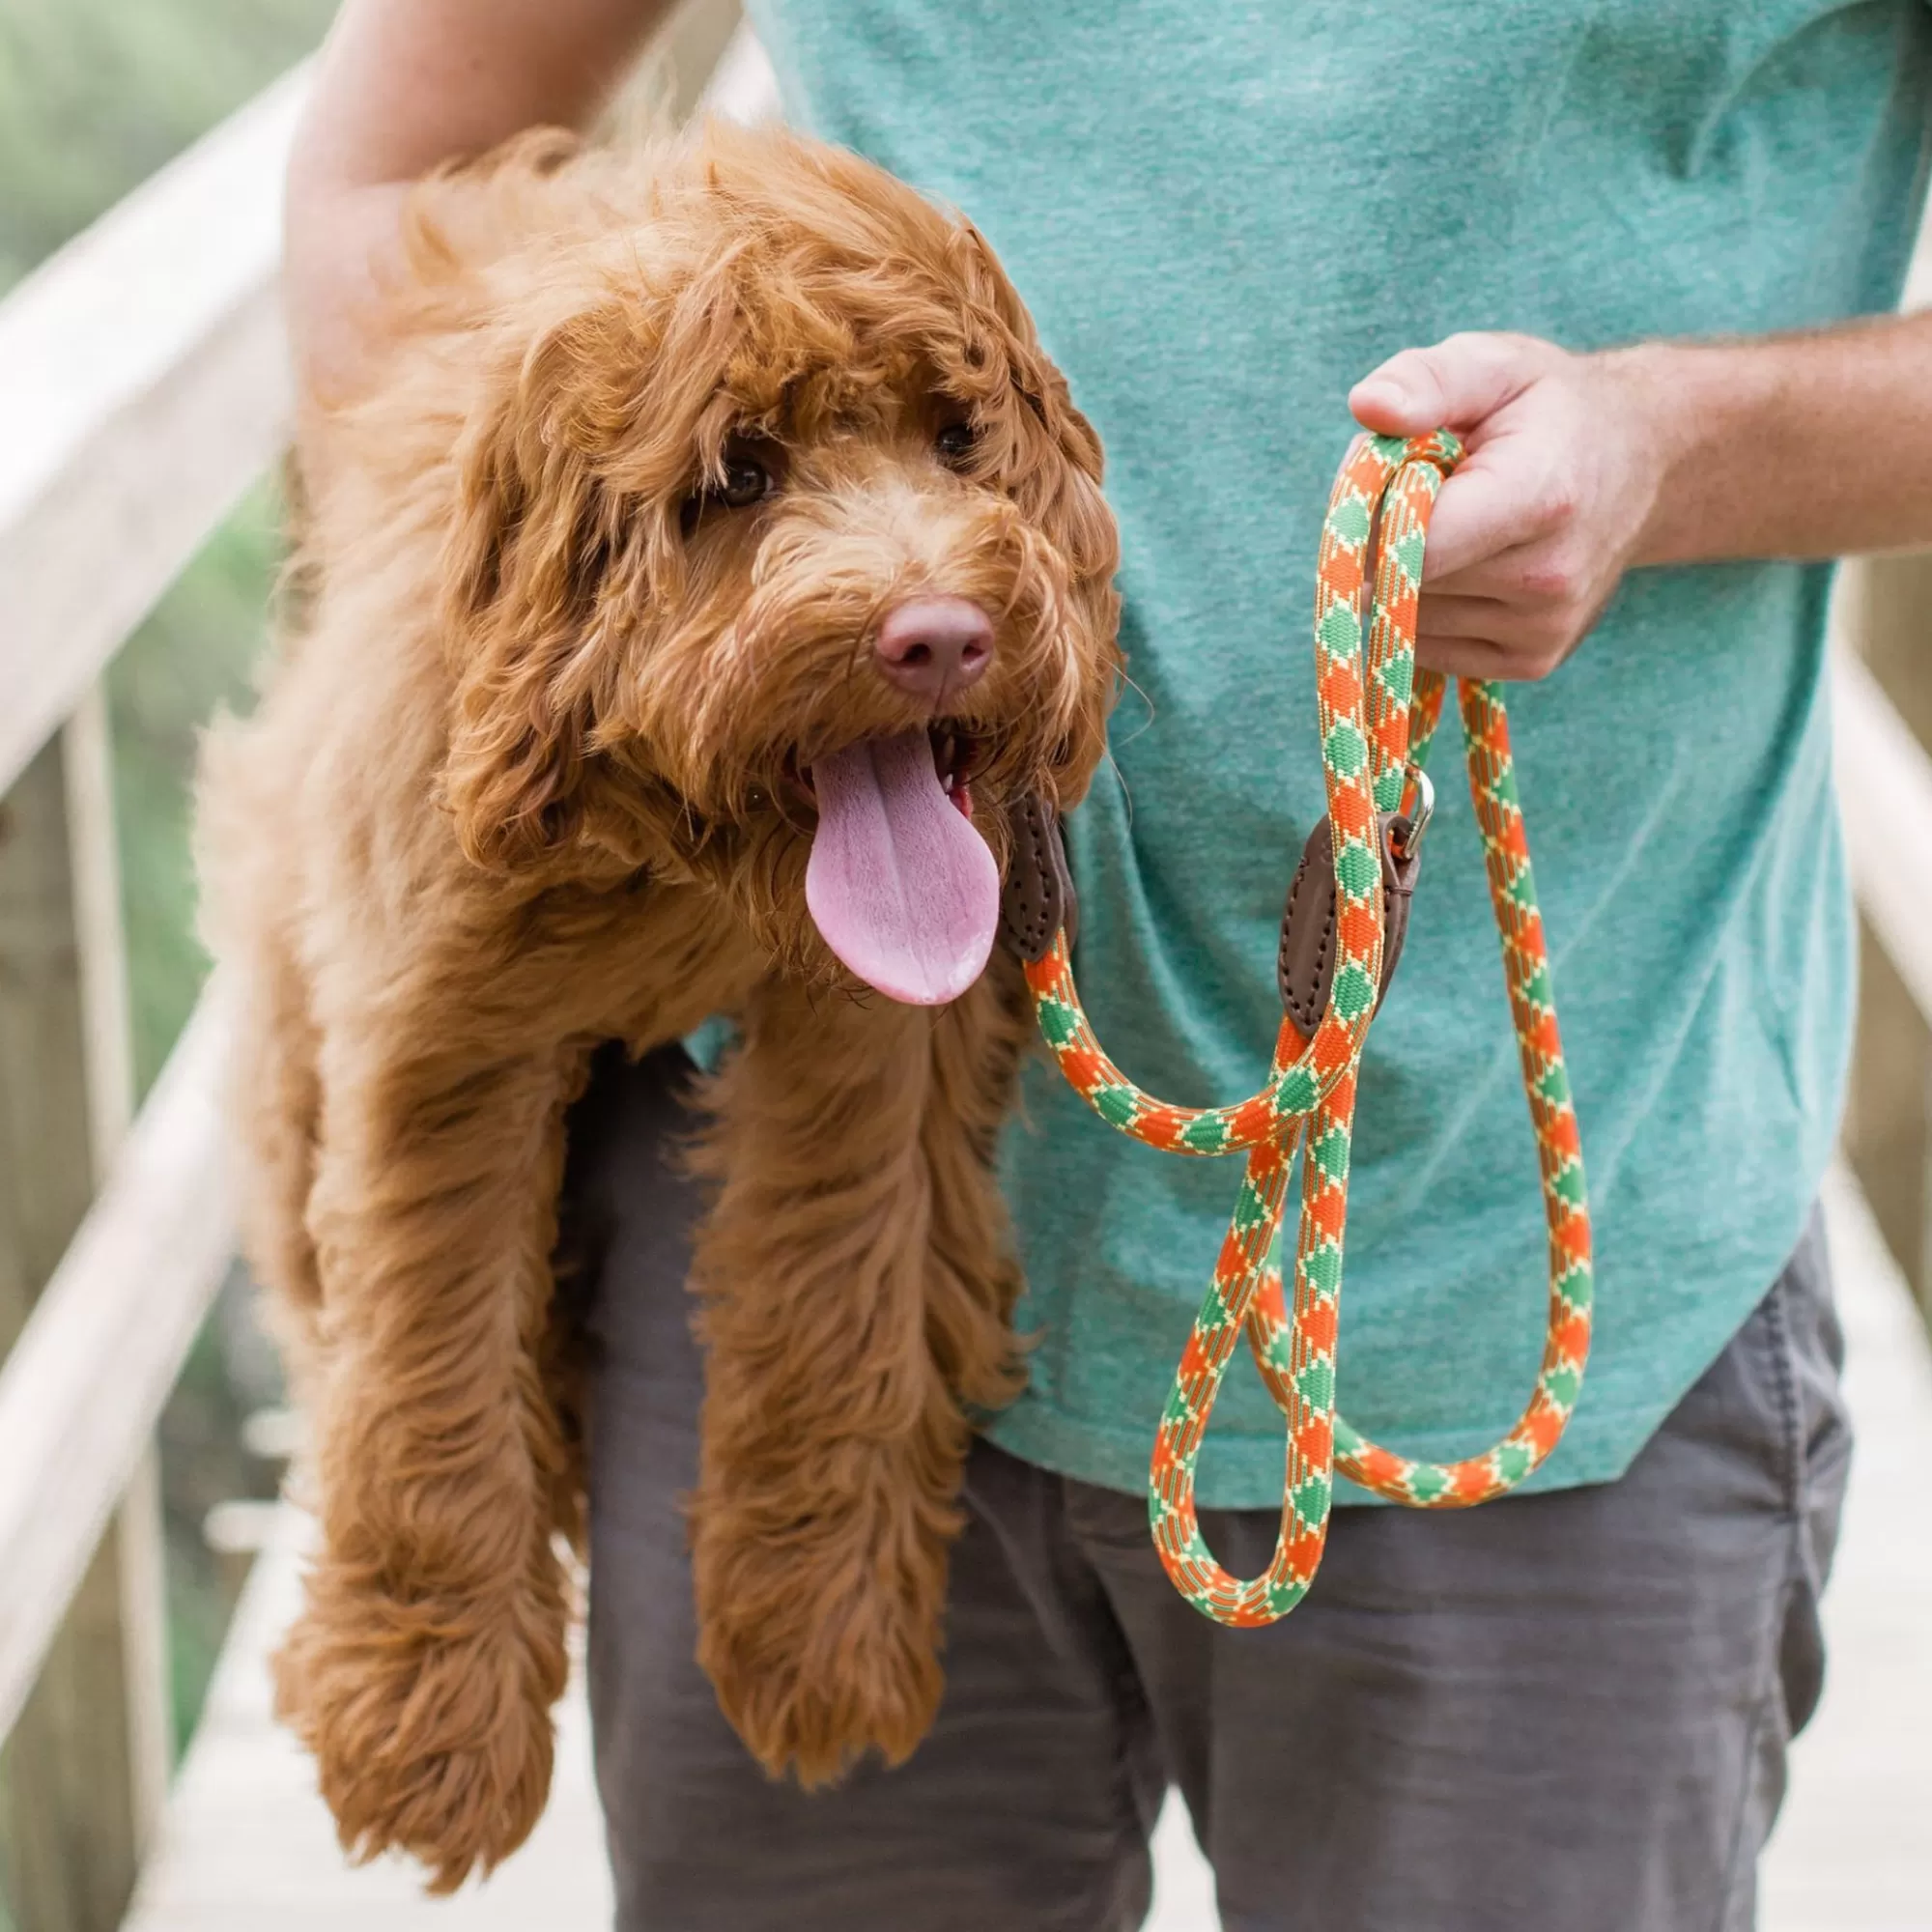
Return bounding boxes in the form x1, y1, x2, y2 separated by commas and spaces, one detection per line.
275, 1568, 568, 1890
693, 1520, 947, 1785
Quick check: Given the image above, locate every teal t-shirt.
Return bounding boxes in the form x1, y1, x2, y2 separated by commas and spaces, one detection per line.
748, 0, 1932, 1505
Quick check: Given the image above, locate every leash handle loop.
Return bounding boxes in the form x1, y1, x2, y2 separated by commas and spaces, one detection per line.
1025, 433, 1595, 1623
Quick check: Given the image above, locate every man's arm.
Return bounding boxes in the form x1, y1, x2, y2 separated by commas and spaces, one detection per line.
1349, 315, 1932, 679
286, 0, 674, 402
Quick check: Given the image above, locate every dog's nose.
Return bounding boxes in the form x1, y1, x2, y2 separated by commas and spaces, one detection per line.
872, 597, 994, 707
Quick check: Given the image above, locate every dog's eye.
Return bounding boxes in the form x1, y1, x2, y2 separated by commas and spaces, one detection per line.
719, 457, 772, 509
683, 440, 782, 534
935, 421, 977, 467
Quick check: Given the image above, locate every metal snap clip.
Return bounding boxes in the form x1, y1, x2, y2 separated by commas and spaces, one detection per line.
1396, 763, 1435, 858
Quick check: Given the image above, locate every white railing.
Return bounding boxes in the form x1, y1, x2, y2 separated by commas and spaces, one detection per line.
0, 56, 294, 1927
0, 70, 302, 802
0, 998, 234, 1749
0, 12, 1922, 1927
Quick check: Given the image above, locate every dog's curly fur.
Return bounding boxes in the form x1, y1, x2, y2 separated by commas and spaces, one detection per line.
195, 119, 1120, 1888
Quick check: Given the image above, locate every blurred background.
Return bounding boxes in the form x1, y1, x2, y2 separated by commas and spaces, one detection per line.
0, 3, 1926, 1930
0, 6, 330, 1918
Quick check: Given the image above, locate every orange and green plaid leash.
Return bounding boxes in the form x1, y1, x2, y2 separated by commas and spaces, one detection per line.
1023, 431, 1594, 1625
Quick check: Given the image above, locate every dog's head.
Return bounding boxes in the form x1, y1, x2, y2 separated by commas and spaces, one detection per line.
426, 120, 1120, 1001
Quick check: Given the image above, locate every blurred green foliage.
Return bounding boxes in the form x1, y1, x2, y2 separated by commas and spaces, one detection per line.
0, 0, 334, 291
0, 0, 334, 1831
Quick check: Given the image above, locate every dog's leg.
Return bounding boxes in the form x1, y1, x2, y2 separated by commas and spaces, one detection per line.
689, 956, 1032, 1781
283, 1015, 582, 1890
920, 951, 1036, 1419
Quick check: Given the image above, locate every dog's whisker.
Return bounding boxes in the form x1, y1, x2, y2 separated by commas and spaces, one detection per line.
1111, 667, 1157, 743
1100, 746, 1135, 828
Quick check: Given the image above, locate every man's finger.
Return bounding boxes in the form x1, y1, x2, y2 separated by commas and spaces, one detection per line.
1416, 458, 1559, 581
1350, 332, 1550, 437
1413, 633, 1512, 679
1406, 592, 1516, 639
1425, 529, 1575, 603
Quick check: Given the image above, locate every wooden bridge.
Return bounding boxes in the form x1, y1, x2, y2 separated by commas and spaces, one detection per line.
0, 7, 1928, 1928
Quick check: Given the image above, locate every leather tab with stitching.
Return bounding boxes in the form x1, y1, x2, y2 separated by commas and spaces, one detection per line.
1000, 793, 1079, 961
1278, 812, 1421, 1039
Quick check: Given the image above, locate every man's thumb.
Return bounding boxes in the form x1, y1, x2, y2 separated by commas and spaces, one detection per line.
1349, 333, 1542, 437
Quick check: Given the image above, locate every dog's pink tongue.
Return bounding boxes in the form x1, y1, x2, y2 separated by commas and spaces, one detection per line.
806, 731, 999, 1005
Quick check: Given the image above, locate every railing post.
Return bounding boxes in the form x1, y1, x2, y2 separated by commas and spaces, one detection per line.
0, 692, 168, 1932
1844, 928, 1932, 1308
1840, 553, 1932, 1329
62, 684, 173, 1852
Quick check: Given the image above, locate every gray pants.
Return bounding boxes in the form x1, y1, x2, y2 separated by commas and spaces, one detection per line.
564, 1045, 1851, 1932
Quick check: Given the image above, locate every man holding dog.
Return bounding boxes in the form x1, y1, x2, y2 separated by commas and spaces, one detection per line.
284, 0, 1932, 1925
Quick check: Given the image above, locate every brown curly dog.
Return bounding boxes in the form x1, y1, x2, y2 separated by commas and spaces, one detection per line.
194, 118, 1120, 1889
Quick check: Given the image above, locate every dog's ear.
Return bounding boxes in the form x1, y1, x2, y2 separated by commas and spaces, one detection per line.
437, 299, 668, 873
1013, 370, 1117, 586
949, 224, 1116, 587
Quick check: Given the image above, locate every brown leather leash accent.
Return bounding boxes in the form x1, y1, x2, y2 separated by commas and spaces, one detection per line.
1277, 774, 1431, 1039
999, 792, 1079, 963
1001, 774, 1431, 1039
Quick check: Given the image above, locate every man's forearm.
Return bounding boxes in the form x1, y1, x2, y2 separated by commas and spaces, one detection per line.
285, 0, 674, 400
1628, 311, 1932, 566
290, 0, 669, 195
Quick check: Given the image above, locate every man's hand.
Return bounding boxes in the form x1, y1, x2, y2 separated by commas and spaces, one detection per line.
1349, 316, 1932, 681
1349, 335, 1669, 681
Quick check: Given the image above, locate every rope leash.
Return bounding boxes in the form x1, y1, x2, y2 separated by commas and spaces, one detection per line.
1015, 432, 1594, 1626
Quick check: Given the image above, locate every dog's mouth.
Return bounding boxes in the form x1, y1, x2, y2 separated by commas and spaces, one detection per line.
786, 724, 984, 817
797, 723, 1001, 1007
